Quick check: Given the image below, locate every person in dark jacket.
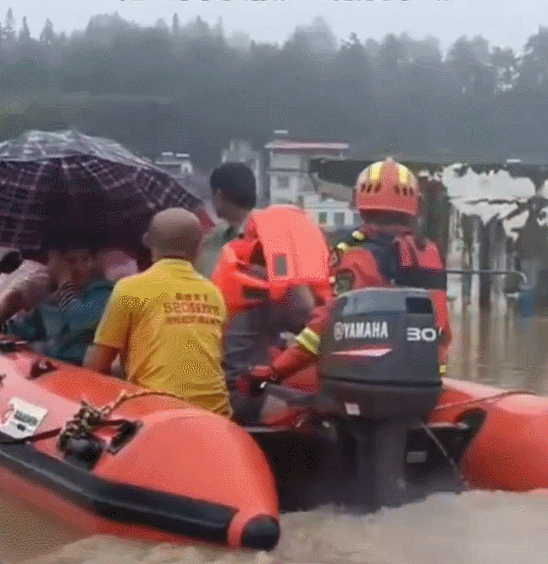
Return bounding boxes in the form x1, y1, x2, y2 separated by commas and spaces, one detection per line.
2, 228, 113, 365
224, 281, 317, 424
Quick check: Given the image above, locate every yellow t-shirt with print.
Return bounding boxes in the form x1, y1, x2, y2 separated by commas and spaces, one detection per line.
93, 259, 232, 418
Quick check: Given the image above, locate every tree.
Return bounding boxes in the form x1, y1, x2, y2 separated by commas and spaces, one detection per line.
226, 31, 251, 52
293, 16, 338, 56
172, 13, 180, 35
7, 12, 548, 174
377, 34, 405, 73
3, 8, 16, 49
185, 16, 210, 39
18, 16, 31, 44
330, 34, 376, 140
517, 26, 548, 90
212, 17, 223, 39
39, 18, 55, 46
397, 33, 442, 64
469, 36, 490, 66
364, 38, 380, 61
446, 36, 495, 96
491, 47, 517, 92
155, 18, 169, 32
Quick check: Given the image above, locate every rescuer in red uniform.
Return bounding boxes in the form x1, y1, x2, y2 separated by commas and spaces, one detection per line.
236, 157, 452, 396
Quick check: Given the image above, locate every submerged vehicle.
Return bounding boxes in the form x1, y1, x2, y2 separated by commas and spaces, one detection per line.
0, 285, 546, 552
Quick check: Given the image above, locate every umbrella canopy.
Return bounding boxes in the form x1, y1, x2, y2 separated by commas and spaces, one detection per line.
0, 129, 207, 254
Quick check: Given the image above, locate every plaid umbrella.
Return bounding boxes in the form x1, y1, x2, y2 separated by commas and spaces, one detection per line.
0, 129, 209, 254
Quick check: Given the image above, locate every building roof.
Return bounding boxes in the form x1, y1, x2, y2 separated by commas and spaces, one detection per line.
441, 165, 536, 240
310, 160, 543, 240
265, 139, 349, 151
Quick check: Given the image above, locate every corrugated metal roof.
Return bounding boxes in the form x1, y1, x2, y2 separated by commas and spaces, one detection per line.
441, 165, 536, 238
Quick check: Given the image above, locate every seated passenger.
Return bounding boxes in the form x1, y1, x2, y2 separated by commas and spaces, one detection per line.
84, 208, 232, 418
211, 205, 332, 424
224, 278, 319, 425
1, 229, 113, 365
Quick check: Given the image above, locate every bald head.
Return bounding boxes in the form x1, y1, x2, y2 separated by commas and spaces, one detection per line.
143, 208, 203, 263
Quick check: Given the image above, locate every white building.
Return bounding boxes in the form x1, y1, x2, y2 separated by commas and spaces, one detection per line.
153, 151, 210, 202
264, 131, 349, 205
302, 193, 360, 231
154, 151, 194, 176
221, 140, 265, 205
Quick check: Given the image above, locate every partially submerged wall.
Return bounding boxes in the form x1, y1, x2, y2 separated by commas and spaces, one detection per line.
442, 165, 536, 316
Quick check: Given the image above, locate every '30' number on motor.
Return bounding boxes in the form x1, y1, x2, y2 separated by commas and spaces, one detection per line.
406, 327, 438, 342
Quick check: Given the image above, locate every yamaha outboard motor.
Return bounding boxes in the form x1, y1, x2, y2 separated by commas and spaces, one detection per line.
318, 287, 443, 510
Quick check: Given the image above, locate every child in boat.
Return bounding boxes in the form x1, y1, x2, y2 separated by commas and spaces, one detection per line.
84, 208, 233, 418
234, 158, 452, 394
1, 227, 113, 365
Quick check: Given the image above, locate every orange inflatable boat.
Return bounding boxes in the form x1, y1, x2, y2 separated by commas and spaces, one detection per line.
0, 339, 280, 551
0, 296, 548, 553
239, 291, 548, 519
430, 378, 548, 493
275, 362, 548, 498
2, 212, 548, 552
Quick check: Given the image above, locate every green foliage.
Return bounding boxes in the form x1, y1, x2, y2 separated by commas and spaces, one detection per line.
1, 12, 548, 172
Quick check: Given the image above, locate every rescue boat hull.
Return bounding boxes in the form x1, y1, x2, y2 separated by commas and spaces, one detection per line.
2, 339, 548, 554
0, 342, 280, 551
430, 378, 548, 493
278, 366, 548, 499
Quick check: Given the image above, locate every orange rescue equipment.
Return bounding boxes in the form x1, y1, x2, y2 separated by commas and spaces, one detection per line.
212, 205, 332, 317
330, 246, 387, 294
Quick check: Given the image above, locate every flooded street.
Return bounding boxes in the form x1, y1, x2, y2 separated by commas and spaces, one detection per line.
449, 311, 548, 395
2, 311, 548, 564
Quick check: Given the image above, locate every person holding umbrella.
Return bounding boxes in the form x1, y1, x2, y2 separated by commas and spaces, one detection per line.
0, 129, 215, 279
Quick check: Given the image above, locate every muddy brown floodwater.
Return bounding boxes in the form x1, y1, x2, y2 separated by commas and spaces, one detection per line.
1, 312, 548, 564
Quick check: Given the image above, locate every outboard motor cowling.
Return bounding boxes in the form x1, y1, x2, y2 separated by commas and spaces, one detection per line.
319, 287, 442, 420
317, 287, 444, 510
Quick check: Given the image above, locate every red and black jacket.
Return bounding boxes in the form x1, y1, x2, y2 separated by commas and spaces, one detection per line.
270, 226, 452, 379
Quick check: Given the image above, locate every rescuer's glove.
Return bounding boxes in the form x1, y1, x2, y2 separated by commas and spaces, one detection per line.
236, 365, 278, 397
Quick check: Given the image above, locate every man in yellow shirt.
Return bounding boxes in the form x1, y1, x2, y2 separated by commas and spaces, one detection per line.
84, 208, 232, 418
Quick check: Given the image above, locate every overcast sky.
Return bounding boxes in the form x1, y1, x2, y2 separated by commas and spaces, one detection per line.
8, 0, 547, 54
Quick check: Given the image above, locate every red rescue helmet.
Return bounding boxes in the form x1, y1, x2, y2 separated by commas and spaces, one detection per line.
212, 205, 332, 317
354, 158, 419, 217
